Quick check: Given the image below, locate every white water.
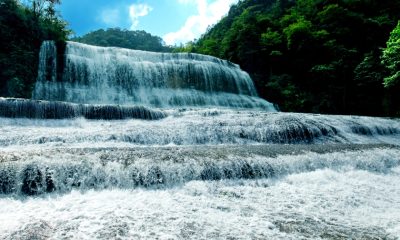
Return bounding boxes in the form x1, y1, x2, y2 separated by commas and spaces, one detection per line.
2, 41, 400, 239
0, 110, 399, 148
1, 111, 400, 238
1, 154, 400, 239
32, 41, 276, 110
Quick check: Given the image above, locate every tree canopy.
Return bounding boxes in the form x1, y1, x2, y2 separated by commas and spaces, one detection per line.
71, 28, 173, 52
183, 0, 400, 116
1, 0, 400, 116
382, 21, 400, 88
0, 0, 69, 98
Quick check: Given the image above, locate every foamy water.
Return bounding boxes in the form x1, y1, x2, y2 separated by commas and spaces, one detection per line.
32, 41, 276, 110
1, 164, 399, 239
1, 40, 400, 239
1, 110, 399, 149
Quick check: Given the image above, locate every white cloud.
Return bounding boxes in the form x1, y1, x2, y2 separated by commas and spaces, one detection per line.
100, 8, 121, 26
129, 4, 153, 30
163, 0, 238, 45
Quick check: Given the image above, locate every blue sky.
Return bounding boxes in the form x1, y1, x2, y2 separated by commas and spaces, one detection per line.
57, 0, 238, 45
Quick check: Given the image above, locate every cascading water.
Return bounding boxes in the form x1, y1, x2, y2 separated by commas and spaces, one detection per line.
32, 41, 276, 110
1, 41, 400, 239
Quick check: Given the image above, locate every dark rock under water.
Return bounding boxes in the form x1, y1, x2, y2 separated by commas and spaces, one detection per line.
0, 98, 166, 120
1, 144, 398, 196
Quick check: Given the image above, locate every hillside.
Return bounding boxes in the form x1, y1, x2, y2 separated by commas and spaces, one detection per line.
71, 28, 173, 52
0, 0, 68, 98
186, 0, 400, 116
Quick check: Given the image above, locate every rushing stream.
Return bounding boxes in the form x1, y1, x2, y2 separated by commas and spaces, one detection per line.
1, 41, 400, 239
32, 41, 276, 110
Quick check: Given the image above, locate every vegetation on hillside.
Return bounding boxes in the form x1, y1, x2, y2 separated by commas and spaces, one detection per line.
0, 0, 69, 98
1, 0, 399, 116
182, 0, 400, 116
71, 28, 173, 52
382, 21, 400, 88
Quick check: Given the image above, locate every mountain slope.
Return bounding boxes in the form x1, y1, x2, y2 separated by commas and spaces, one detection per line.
71, 28, 173, 52
189, 0, 400, 116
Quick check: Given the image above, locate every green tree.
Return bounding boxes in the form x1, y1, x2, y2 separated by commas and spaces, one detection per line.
72, 28, 172, 52
29, 0, 60, 18
0, 0, 69, 98
183, 0, 400, 116
382, 21, 400, 88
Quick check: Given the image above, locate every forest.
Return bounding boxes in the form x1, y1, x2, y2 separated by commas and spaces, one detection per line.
182, 0, 400, 116
71, 28, 173, 52
0, 0, 69, 98
1, 0, 400, 116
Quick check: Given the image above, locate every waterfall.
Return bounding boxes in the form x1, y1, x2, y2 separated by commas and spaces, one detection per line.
0, 98, 166, 120
2, 41, 400, 239
1, 110, 399, 147
32, 41, 276, 110
1, 145, 399, 195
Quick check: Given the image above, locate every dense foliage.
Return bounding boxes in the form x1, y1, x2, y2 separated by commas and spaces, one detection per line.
186, 0, 400, 116
1, 0, 399, 116
0, 0, 69, 98
71, 28, 173, 52
382, 21, 400, 88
